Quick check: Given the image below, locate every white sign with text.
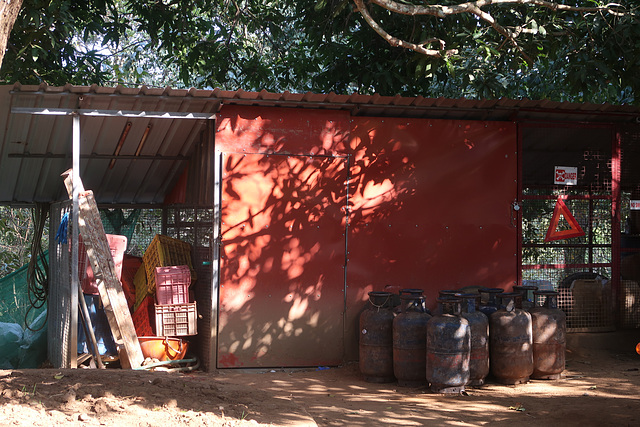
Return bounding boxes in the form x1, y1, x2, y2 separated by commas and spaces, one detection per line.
554, 166, 578, 185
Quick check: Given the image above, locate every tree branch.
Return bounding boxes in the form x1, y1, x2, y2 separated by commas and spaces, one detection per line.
467, 5, 534, 63
356, 0, 632, 62
368, 0, 629, 17
353, 0, 457, 57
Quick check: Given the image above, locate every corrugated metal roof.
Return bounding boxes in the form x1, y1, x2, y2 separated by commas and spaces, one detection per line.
2, 82, 639, 205
0, 84, 221, 204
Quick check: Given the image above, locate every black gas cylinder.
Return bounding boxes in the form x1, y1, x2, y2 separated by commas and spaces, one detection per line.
359, 291, 395, 383
459, 293, 489, 387
513, 285, 538, 311
399, 288, 430, 314
393, 294, 431, 387
478, 287, 504, 317
426, 297, 471, 393
530, 290, 566, 380
489, 292, 533, 385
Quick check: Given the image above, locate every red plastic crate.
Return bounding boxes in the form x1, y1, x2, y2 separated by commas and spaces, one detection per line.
120, 254, 142, 310
132, 295, 155, 337
154, 265, 191, 305
78, 234, 127, 295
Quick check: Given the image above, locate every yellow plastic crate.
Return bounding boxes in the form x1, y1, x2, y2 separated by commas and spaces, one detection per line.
143, 234, 196, 294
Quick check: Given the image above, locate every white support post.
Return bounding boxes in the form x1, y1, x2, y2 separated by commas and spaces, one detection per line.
71, 113, 80, 368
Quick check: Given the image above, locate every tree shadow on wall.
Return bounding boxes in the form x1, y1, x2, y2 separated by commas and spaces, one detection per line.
217, 117, 517, 367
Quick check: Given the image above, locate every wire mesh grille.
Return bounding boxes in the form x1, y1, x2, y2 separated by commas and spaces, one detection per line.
165, 206, 214, 371
165, 207, 213, 247
521, 126, 612, 192
126, 209, 163, 257
521, 187, 614, 331
48, 201, 73, 368
619, 280, 640, 329
557, 282, 615, 332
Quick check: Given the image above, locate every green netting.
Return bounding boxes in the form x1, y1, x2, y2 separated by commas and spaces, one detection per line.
0, 251, 48, 369
100, 208, 142, 249
0, 250, 48, 328
0, 207, 145, 368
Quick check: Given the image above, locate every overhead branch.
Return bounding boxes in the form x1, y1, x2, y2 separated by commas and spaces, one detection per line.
353, 0, 457, 57
467, 5, 534, 63
356, 0, 632, 62
368, 0, 629, 17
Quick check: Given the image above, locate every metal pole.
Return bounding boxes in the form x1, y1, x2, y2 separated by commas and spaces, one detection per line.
70, 113, 80, 368
211, 122, 221, 371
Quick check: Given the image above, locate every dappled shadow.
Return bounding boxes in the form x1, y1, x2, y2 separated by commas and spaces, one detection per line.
343, 118, 518, 359
346, 118, 518, 311
2, 332, 639, 426
215, 107, 519, 366
219, 152, 348, 367
216, 340, 640, 427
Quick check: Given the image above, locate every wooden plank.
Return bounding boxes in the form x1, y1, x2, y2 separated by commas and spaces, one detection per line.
62, 170, 144, 369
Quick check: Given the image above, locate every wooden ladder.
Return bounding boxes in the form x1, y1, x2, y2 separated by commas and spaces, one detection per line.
62, 170, 144, 369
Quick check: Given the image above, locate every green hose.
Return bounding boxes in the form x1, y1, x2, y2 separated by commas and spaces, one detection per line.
134, 357, 198, 371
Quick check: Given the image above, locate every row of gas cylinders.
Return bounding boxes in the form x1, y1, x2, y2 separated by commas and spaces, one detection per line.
359, 287, 566, 393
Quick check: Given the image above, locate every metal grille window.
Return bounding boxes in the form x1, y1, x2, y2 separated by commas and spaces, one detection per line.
520, 124, 615, 332
164, 207, 213, 248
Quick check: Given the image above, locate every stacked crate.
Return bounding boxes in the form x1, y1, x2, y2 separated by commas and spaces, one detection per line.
132, 234, 198, 337
154, 265, 197, 336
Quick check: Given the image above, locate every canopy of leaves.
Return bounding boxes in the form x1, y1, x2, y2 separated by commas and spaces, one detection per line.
1, 0, 639, 104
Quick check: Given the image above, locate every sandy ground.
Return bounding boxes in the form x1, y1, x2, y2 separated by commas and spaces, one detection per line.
0, 331, 639, 427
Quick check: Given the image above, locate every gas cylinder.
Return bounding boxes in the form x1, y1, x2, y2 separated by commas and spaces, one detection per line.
530, 290, 566, 380
399, 288, 430, 314
359, 291, 395, 383
459, 293, 489, 387
400, 288, 424, 297
434, 290, 459, 315
478, 287, 503, 317
513, 285, 538, 311
393, 295, 431, 387
426, 297, 471, 393
490, 292, 533, 384
439, 290, 458, 297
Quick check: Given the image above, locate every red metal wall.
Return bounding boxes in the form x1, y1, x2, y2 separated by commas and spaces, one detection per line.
213, 106, 519, 366
345, 117, 518, 360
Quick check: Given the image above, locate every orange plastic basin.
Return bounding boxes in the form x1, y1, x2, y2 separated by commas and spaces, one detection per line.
138, 336, 188, 361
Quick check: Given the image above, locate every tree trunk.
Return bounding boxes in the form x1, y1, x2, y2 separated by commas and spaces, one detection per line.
0, 0, 24, 70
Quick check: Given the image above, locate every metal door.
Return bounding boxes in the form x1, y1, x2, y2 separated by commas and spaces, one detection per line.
217, 152, 348, 367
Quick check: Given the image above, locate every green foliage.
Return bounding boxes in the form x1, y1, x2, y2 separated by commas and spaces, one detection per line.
1, 0, 639, 104
1, 0, 126, 85
0, 207, 41, 278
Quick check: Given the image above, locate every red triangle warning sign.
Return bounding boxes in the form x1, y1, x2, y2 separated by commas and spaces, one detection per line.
545, 197, 585, 242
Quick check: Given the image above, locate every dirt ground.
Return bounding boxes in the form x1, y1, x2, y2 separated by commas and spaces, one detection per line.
1, 331, 639, 427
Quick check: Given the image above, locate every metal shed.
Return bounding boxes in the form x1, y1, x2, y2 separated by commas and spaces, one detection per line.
2, 83, 640, 370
